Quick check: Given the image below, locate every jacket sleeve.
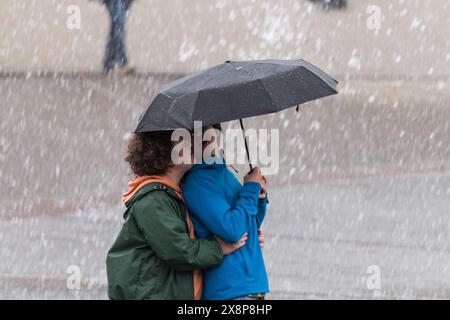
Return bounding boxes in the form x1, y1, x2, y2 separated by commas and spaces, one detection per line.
183, 175, 261, 243
132, 191, 223, 271
255, 198, 268, 228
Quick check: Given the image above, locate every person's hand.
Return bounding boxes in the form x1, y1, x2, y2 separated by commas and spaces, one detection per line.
244, 167, 267, 199
244, 167, 264, 185
258, 229, 265, 249
215, 233, 248, 256
259, 176, 267, 199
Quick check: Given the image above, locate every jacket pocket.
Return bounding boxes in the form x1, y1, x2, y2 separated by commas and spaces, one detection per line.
135, 255, 163, 299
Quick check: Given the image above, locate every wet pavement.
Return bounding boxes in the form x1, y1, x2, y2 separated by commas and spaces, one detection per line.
1, 173, 449, 299
1, 75, 449, 299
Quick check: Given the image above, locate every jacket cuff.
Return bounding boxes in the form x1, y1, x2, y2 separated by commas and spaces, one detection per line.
242, 181, 261, 195
259, 196, 268, 207
211, 238, 224, 262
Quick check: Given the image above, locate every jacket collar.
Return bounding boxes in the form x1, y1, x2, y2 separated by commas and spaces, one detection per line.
124, 182, 181, 208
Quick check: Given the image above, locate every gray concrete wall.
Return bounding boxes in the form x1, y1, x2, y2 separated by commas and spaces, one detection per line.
1, 0, 450, 76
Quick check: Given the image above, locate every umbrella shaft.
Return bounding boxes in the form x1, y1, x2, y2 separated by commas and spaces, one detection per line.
239, 119, 253, 171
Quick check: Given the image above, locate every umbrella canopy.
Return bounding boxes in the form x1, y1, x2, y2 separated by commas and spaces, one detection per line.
136, 59, 338, 132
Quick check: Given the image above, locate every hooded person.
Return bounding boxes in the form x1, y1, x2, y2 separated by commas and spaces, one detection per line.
106, 130, 248, 300
182, 125, 269, 300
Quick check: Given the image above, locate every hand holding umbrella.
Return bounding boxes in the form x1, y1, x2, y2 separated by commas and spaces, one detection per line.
244, 166, 267, 198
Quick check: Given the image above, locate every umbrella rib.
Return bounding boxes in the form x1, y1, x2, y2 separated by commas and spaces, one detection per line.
258, 70, 312, 109
298, 60, 339, 88
251, 60, 338, 90
160, 91, 175, 99
303, 68, 338, 93
256, 78, 274, 107
189, 89, 202, 127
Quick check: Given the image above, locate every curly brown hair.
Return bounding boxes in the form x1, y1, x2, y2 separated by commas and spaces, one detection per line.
125, 131, 174, 176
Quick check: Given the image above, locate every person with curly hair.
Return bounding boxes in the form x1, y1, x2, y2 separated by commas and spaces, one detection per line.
106, 131, 248, 300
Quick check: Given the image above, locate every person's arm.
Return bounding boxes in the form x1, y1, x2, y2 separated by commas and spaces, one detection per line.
183, 175, 261, 244
255, 175, 268, 228
133, 191, 223, 271
255, 197, 268, 228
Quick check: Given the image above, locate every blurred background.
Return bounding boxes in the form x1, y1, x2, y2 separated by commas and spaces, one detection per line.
0, 0, 449, 299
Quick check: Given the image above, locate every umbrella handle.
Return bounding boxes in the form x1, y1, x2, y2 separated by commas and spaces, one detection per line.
239, 119, 253, 171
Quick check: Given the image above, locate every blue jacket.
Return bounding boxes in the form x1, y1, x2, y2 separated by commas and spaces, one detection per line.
182, 159, 269, 300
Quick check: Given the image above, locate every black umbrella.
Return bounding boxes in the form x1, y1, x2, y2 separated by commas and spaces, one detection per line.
136, 59, 338, 168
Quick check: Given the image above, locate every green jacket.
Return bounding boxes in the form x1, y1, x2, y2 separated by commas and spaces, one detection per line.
106, 182, 223, 300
